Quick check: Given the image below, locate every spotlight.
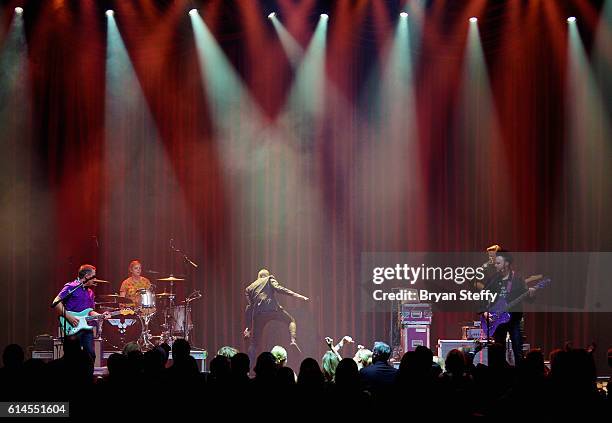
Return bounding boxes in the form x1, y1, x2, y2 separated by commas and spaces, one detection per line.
567, 16, 576, 23
469, 17, 478, 23
106, 10, 114, 17
189, 9, 198, 16
268, 12, 276, 19
320, 13, 329, 20
15, 7, 23, 14
400, 12, 408, 18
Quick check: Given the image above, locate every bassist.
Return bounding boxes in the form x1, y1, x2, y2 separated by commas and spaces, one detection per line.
482, 251, 535, 365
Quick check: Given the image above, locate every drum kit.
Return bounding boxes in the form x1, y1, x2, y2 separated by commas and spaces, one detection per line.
95, 275, 203, 350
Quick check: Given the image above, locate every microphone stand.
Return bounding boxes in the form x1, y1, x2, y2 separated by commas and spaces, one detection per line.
169, 240, 205, 353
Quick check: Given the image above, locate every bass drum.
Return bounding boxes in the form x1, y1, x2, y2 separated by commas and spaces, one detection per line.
101, 315, 142, 351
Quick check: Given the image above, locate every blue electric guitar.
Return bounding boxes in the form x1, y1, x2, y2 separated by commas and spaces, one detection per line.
481, 277, 551, 337
59, 308, 134, 336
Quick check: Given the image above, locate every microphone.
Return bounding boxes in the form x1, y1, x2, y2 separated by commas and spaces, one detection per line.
183, 255, 198, 269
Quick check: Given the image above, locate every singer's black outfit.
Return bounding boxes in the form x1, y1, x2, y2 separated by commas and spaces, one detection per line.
244, 276, 299, 363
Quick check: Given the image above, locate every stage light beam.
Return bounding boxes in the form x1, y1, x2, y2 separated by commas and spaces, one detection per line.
270, 12, 303, 67
567, 16, 576, 23
106, 10, 114, 17
400, 12, 408, 18
469, 17, 478, 23
14, 7, 23, 14
320, 14, 329, 20
189, 9, 198, 16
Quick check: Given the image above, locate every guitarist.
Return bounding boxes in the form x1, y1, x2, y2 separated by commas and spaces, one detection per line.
52, 264, 110, 361
482, 251, 535, 365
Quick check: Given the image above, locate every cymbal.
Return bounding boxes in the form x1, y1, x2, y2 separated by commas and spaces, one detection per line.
95, 301, 118, 305
91, 279, 110, 284
156, 293, 175, 298
157, 276, 185, 282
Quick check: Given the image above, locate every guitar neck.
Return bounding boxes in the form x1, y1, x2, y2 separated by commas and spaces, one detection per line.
505, 291, 530, 311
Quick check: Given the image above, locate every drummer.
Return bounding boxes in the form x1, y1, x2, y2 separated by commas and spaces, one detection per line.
119, 260, 153, 303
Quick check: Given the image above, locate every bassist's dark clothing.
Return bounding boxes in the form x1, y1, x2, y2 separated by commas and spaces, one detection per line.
484, 272, 528, 365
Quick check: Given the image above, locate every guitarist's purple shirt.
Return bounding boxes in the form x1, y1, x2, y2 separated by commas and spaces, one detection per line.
57, 280, 95, 313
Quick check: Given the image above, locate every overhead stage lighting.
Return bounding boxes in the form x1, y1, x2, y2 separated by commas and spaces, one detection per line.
469, 17, 478, 23
106, 10, 114, 17
189, 9, 198, 16
268, 12, 276, 19
320, 14, 329, 20
400, 12, 408, 18
15, 7, 23, 14
567, 16, 576, 23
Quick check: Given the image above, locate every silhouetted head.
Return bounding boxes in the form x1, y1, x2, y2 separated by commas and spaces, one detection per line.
335, 358, 359, 388
254, 352, 277, 380
522, 349, 545, 376
2, 344, 24, 369
297, 357, 324, 387
372, 341, 392, 363
399, 351, 419, 374
210, 355, 231, 381
231, 352, 250, 377
277, 366, 296, 386
172, 338, 191, 361
143, 348, 165, 373
445, 349, 466, 376
107, 353, 128, 379
487, 342, 507, 368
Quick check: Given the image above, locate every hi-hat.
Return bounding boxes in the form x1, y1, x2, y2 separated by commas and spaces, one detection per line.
91, 279, 110, 283
156, 292, 176, 298
157, 276, 185, 282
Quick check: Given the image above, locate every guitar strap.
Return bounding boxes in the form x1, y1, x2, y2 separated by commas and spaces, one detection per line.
505, 271, 514, 294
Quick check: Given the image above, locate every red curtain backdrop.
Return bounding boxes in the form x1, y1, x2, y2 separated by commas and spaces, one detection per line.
0, 0, 610, 372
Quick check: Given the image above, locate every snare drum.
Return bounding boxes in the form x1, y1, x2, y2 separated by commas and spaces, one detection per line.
135, 288, 156, 316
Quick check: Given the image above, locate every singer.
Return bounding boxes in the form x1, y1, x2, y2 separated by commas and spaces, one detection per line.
119, 259, 152, 303
243, 269, 309, 362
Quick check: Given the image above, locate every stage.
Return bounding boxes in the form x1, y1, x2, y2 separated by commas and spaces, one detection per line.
0, 1, 611, 413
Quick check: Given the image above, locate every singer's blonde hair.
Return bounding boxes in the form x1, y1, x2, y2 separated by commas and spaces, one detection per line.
258, 269, 270, 279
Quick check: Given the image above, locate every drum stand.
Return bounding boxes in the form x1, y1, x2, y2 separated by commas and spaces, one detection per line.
159, 277, 177, 345
137, 313, 156, 350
